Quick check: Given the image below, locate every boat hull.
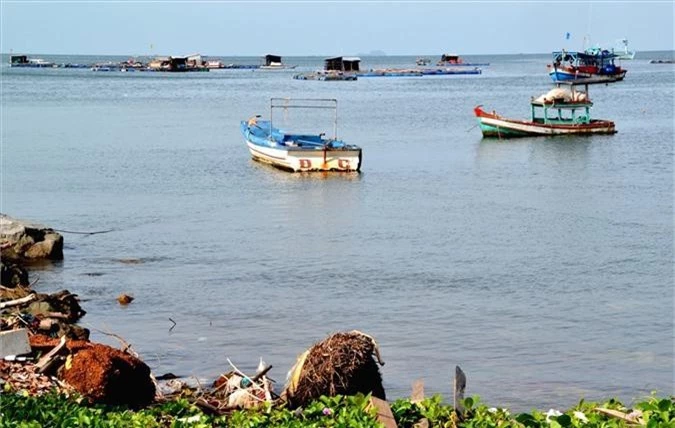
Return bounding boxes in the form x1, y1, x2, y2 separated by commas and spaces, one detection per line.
548, 67, 626, 83
246, 141, 361, 172
241, 121, 361, 172
474, 106, 616, 138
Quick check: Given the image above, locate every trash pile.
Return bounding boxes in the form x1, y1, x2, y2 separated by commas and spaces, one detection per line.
155, 330, 386, 415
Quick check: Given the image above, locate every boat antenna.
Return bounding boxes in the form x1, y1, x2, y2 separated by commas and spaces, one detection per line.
584, 1, 592, 50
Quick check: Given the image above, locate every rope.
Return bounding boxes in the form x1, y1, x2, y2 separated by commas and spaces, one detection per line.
53, 228, 114, 235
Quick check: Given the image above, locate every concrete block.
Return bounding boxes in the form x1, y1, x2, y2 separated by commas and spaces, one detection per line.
0, 328, 31, 358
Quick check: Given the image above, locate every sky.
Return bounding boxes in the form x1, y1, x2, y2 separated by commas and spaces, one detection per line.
1, 1, 673, 56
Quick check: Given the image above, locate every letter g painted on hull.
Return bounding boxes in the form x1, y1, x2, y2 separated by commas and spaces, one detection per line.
338, 159, 351, 169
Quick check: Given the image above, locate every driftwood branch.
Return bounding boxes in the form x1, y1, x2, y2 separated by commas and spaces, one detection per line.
53, 228, 115, 235
0, 294, 36, 309
36, 336, 67, 374
90, 327, 137, 357
595, 408, 643, 425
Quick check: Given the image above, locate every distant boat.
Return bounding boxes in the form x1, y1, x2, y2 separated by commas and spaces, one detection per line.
9, 55, 55, 68
649, 59, 675, 64
416, 57, 431, 66
474, 83, 616, 138
547, 50, 626, 84
241, 98, 362, 172
259, 54, 296, 70
613, 38, 636, 60
436, 53, 489, 67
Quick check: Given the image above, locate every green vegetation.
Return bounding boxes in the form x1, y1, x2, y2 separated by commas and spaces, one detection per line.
0, 391, 672, 427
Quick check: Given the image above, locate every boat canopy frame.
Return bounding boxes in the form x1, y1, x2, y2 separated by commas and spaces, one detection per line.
269, 98, 339, 141
552, 50, 619, 67
530, 81, 594, 125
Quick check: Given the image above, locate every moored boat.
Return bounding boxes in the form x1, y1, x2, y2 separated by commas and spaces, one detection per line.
241, 98, 362, 172
547, 50, 626, 83
474, 84, 616, 138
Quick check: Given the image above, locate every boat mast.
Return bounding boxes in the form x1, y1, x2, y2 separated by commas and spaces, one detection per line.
334, 100, 338, 140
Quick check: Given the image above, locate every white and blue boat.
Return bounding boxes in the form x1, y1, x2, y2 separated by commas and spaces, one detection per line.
241, 98, 362, 172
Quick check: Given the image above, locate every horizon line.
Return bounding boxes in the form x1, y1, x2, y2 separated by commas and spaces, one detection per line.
3, 49, 674, 57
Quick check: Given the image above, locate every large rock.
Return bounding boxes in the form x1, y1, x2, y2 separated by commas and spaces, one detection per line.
0, 214, 63, 261
59, 343, 156, 406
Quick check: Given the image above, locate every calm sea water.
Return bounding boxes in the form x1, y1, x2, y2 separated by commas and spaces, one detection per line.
1, 53, 673, 411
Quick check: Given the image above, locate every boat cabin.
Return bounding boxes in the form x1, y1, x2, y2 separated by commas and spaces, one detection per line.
10, 55, 29, 65
324, 57, 361, 72
530, 84, 594, 125
186, 54, 203, 68
552, 50, 621, 75
438, 54, 463, 64
265, 54, 283, 66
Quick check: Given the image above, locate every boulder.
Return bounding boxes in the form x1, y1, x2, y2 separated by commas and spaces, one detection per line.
0, 214, 63, 261
59, 343, 156, 406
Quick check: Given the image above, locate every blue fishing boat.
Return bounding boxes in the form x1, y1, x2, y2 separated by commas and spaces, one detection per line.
547, 50, 626, 83
241, 98, 362, 172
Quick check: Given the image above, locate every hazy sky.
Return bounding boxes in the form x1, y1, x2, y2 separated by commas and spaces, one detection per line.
1, 1, 673, 56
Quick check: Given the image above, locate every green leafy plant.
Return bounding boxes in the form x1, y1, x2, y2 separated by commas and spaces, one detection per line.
1, 390, 673, 428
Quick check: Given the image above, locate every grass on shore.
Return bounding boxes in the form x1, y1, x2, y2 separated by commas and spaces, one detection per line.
0, 389, 673, 427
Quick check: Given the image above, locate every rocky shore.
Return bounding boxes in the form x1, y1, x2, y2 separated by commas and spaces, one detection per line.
0, 214, 389, 413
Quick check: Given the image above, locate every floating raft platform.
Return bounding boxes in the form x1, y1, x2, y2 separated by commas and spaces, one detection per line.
222, 64, 261, 69
293, 72, 357, 81
356, 68, 423, 77
420, 67, 482, 75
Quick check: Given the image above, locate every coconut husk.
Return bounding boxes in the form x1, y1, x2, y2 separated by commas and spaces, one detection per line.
283, 330, 385, 408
